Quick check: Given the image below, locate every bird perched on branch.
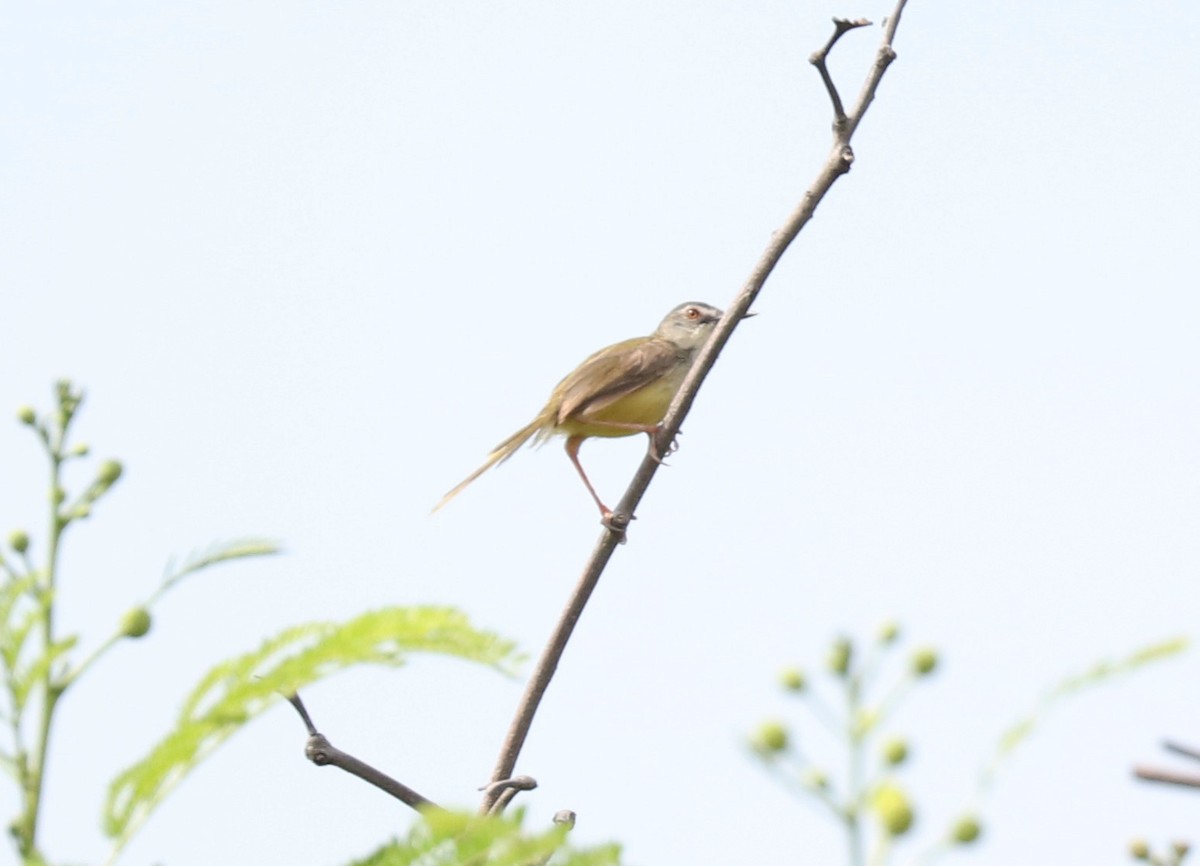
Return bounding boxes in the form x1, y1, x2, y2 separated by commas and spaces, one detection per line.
433, 301, 748, 523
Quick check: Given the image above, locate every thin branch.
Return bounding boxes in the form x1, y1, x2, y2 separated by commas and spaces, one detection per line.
480, 775, 538, 815
810, 18, 873, 125
481, 0, 912, 813
843, 1, 910, 142
283, 691, 438, 812
642, 0, 911, 516
1164, 740, 1200, 763
1133, 765, 1200, 789
481, 535, 621, 811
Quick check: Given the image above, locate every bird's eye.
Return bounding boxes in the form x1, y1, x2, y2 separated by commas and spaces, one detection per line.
685, 307, 700, 320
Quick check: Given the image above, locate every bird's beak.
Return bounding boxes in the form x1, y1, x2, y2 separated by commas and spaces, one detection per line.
741, 310, 757, 319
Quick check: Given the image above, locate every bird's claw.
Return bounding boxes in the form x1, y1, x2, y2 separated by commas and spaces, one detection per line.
602, 509, 633, 542
647, 427, 680, 465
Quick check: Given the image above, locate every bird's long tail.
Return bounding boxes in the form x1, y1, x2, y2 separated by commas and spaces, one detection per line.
431, 412, 551, 513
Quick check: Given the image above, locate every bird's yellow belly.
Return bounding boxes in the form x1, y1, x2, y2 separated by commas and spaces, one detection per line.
557, 375, 683, 439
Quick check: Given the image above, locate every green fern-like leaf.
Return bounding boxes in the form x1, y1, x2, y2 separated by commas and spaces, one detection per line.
104, 606, 521, 849
347, 809, 622, 866
0, 574, 40, 672
158, 538, 282, 597
983, 635, 1188, 785
13, 635, 78, 706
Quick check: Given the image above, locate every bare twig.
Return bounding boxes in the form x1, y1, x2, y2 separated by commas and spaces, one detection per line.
480, 536, 621, 811
1164, 740, 1200, 763
481, 0, 912, 813
1132, 740, 1200, 790
480, 775, 538, 814
283, 692, 438, 812
1134, 765, 1200, 789
810, 18, 873, 125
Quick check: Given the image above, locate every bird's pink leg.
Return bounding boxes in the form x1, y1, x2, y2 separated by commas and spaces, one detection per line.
564, 435, 615, 522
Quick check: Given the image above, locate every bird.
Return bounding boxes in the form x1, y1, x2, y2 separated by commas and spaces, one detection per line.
433, 301, 745, 523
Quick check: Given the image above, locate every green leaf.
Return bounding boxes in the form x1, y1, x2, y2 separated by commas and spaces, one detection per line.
157, 538, 282, 597
982, 636, 1189, 786
13, 635, 78, 706
347, 809, 622, 866
104, 606, 521, 850
0, 575, 41, 671
995, 717, 1036, 757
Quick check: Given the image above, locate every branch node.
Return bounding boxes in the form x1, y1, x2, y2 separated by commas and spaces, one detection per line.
553, 809, 577, 828
305, 733, 334, 765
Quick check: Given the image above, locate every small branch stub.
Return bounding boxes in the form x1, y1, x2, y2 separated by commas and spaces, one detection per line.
481, 775, 539, 814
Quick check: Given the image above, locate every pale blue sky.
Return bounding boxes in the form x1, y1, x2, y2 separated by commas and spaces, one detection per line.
3, 1, 1199, 864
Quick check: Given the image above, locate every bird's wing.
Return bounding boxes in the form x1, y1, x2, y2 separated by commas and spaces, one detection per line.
554, 337, 680, 423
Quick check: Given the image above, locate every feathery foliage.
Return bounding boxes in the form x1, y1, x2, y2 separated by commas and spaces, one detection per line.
348, 809, 622, 866
104, 606, 521, 856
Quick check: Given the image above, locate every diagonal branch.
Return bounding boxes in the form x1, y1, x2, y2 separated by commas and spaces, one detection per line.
1133, 765, 1200, 789
481, 0, 912, 814
284, 691, 439, 812
1164, 740, 1200, 763
1132, 739, 1200, 790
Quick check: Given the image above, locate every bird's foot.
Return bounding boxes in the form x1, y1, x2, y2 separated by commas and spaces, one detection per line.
602, 509, 633, 542
646, 427, 680, 465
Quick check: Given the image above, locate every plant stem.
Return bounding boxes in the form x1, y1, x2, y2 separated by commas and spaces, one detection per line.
846, 671, 865, 866
19, 421, 68, 860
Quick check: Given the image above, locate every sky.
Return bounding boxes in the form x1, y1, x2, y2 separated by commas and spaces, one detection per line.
2, 1, 1199, 864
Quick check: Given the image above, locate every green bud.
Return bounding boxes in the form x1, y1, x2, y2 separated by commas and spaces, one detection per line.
120, 608, 152, 639
8, 529, 30, 554
96, 460, 124, 487
854, 707, 880, 737
911, 647, 939, 676
779, 667, 807, 692
17, 405, 36, 426
871, 782, 914, 836
882, 737, 908, 766
827, 636, 853, 676
69, 442, 90, 457
878, 620, 900, 643
802, 768, 829, 790
54, 380, 81, 417
1129, 839, 1150, 860
1172, 841, 1190, 858
752, 720, 789, 754
951, 816, 981, 844
50, 486, 66, 506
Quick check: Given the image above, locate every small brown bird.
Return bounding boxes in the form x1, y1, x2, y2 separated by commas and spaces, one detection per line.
433, 301, 740, 521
